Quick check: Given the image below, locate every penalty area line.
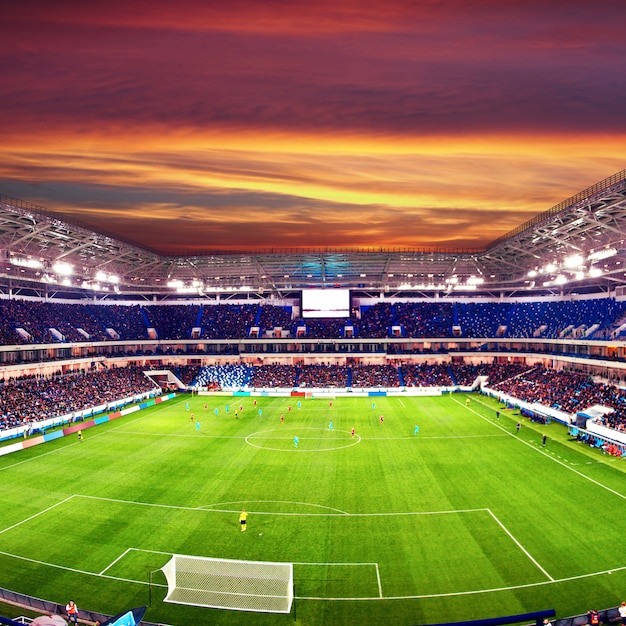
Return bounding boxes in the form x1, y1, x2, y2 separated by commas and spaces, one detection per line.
297, 562, 626, 601
99, 547, 135, 576
0, 548, 163, 587
486, 509, 554, 581
0, 495, 76, 536
100, 547, 174, 576
375, 562, 383, 598
293, 561, 383, 599
1, 548, 622, 604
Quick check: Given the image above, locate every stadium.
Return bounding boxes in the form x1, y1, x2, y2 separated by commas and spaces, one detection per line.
0, 169, 626, 626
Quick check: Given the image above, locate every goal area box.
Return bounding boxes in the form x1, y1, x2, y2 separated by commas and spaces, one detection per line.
161, 554, 294, 614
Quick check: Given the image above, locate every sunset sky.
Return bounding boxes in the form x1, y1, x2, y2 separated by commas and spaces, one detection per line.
1, 0, 625, 255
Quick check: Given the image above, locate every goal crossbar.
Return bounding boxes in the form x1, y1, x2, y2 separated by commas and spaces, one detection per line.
161, 553, 294, 614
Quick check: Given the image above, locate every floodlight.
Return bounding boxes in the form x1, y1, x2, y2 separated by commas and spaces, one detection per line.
53, 262, 73, 276
95, 271, 120, 284
588, 248, 616, 261
563, 254, 584, 268
10, 257, 43, 269
454, 284, 477, 291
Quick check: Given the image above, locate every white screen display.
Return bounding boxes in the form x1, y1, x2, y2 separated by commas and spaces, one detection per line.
301, 289, 351, 318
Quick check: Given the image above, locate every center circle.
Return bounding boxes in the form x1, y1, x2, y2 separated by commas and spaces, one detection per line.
245, 427, 361, 452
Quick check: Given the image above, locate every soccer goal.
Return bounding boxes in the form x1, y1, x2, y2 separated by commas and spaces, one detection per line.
160, 553, 294, 614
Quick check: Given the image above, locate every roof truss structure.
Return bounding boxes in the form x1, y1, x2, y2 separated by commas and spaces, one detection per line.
1, 169, 625, 300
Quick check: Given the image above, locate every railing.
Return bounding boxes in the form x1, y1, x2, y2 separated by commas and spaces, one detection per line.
0, 587, 166, 626
418, 608, 556, 626
417, 605, 625, 626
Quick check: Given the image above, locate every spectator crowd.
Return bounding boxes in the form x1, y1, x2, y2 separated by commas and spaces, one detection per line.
1, 297, 625, 343
0, 365, 159, 432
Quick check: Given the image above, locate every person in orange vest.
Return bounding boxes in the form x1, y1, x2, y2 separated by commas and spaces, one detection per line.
66, 600, 79, 624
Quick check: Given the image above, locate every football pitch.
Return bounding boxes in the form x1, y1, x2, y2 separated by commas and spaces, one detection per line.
0, 393, 624, 626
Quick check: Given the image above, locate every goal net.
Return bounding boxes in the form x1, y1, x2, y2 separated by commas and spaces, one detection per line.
161, 554, 294, 614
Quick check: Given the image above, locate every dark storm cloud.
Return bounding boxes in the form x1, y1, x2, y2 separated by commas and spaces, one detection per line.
2, 1, 626, 136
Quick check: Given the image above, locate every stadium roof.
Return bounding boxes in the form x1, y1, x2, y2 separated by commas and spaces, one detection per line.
1, 169, 626, 300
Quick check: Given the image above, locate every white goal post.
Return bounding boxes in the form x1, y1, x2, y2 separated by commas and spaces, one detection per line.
161, 553, 294, 614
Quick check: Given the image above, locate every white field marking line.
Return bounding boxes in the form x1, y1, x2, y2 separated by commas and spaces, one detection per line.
398, 399, 406, 409
76, 494, 487, 517
0, 401, 173, 472
246, 429, 362, 453
0, 548, 164, 587
375, 562, 383, 598
248, 442, 361, 453
1, 544, 622, 604
113, 431, 246, 439
486, 509, 553, 581
294, 561, 379, 565
113, 431, 506, 443
100, 547, 175, 576
99, 547, 133, 576
455, 396, 626, 502
0, 495, 76, 536
0, 439, 87, 472
128, 547, 174, 555
366, 434, 507, 441
198, 500, 349, 514
293, 561, 382, 598
249, 435, 356, 441
249, 427, 353, 435
79, 493, 208, 512
87, 401, 177, 441
0, 492, 602, 602
296, 562, 626, 601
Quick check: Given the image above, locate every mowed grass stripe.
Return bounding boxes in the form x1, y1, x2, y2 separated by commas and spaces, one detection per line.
0, 393, 624, 625
0, 496, 549, 596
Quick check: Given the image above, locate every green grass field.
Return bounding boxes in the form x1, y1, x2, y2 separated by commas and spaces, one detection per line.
1, 392, 625, 626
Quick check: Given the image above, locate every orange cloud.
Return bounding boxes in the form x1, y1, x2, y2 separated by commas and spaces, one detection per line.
1, 0, 626, 253
2, 129, 624, 253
